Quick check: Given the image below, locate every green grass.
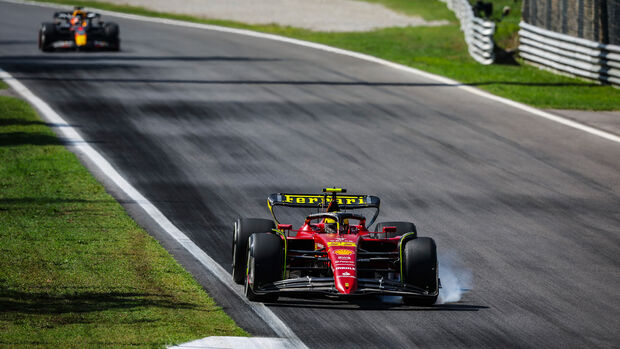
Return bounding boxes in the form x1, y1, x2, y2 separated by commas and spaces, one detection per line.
291, 26, 617, 109
354, 0, 455, 21
364, 0, 523, 49
0, 95, 247, 347
33, 0, 619, 110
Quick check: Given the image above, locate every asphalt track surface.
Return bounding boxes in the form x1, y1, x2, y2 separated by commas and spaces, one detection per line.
2, 2, 620, 348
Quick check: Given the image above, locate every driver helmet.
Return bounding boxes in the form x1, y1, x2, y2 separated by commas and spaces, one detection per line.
324, 217, 351, 233
324, 217, 337, 233
71, 8, 87, 25
72, 7, 86, 16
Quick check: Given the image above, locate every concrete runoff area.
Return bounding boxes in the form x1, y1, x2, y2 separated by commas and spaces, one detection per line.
86, 0, 449, 31
546, 109, 620, 138
1, 1, 619, 348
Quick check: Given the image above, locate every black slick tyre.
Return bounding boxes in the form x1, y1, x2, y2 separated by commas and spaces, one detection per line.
375, 221, 417, 238
231, 218, 275, 284
104, 22, 119, 38
39, 22, 55, 52
402, 237, 438, 306
103, 22, 120, 51
244, 233, 282, 302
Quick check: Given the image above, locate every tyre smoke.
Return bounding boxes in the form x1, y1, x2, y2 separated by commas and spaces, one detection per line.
437, 253, 472, 304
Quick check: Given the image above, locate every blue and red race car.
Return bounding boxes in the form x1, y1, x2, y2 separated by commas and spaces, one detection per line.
232, 188, 439, 305
38, 7, 120, 51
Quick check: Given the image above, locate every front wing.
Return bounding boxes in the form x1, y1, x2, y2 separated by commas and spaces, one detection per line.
253, 276, 439, 299
50, 39, 116, 49
46, 30, 117, 50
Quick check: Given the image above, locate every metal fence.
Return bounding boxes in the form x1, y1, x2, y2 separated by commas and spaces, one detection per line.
522, 0, 619, 45
440, 0, 496, 64
519, 21, 620, 85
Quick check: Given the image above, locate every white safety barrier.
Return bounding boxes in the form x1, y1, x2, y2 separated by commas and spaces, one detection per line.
440, 0, 496, 65
519, 21, 620, 86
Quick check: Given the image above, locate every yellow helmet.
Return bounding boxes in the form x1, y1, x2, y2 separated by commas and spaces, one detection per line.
324, 217, 349, 233
324, 217, 337, 233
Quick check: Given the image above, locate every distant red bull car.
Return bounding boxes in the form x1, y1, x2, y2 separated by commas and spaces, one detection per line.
38, 7, 120, 51
232, 188, 439, 305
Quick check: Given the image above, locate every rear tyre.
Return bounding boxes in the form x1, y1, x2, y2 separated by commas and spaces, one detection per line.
39, 22, 56, 52
402, 237, 438, 306
375, 221, 417, 238
232, 218, 275, 284
244, 233, 282, 302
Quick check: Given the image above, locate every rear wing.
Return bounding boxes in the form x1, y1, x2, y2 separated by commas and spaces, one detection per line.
267, 192, 380, 227
54, 12, 72, 20
268, 193, 379, 209
54, 12, 100, 20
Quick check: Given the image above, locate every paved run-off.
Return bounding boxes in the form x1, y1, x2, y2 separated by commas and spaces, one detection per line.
86, 0, 449, 31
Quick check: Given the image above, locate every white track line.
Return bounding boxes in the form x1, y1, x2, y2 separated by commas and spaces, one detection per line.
0, 68, 306, 349
2, 0, 618, 144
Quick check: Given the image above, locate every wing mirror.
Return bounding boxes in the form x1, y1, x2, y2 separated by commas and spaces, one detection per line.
382, 226, 397, 234
277, 224, 293, 231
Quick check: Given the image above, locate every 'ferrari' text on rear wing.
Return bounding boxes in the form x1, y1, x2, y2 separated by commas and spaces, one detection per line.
267, 192, 380, 227
268, 193, 380, 209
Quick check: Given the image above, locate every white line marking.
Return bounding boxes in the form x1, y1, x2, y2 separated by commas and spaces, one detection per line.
3, 0, 619, 144
168, 336, 291, 349
0, 69, 307, 349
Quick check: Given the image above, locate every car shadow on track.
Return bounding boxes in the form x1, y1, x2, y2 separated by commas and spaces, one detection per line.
4, 75, 600, 88
266, 297, 488, 312
0, 55, 281, 62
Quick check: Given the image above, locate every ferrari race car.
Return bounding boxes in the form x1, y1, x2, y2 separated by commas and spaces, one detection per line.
232, 188, 439, 305
38, 7, 120, 51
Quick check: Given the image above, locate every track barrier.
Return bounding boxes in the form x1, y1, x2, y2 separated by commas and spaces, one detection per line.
440, 0, 496, 65
519, 21, 620, 86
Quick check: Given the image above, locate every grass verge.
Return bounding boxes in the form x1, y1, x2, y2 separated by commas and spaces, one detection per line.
29, 0, 619, 110
0, 94, 247, 347
355, 0, 455, 20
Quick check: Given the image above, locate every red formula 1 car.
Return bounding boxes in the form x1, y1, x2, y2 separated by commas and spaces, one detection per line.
232, 188, 439, 305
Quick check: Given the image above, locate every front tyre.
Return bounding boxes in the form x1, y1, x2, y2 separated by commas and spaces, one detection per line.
103, 22, 120, 51
232, 218, 275, 284
244, 233, 282, 302
39, 22, 56, 52
104, 22, 119, 38
402, 237, 438, 306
